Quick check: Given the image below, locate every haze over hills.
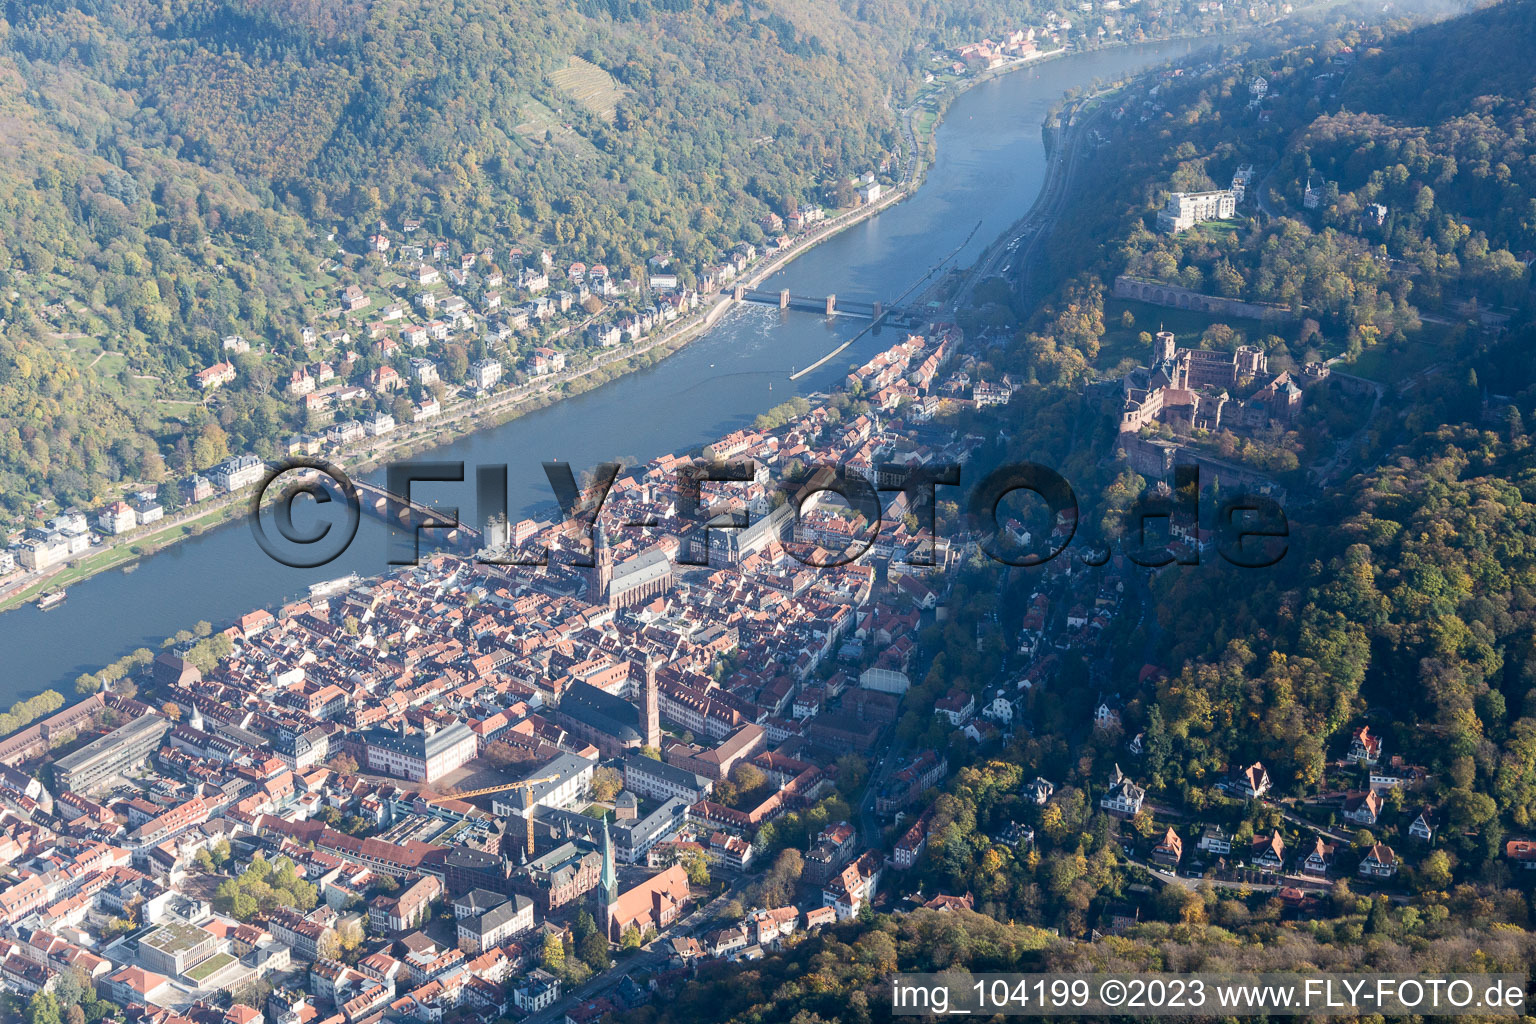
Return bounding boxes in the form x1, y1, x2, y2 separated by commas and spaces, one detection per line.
4, 2, 1536, 1023
0, 0, 901, 510
0, 0, 1306, 518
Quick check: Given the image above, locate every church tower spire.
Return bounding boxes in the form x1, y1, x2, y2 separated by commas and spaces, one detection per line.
593, 522, 614, 604
599, 816, 618, 936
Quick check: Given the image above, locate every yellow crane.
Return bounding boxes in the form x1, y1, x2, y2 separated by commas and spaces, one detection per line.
421, 774, 558, 857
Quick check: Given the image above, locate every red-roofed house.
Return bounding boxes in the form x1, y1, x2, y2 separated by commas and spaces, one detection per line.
1348, 725, 1383, 765
104, 965, 172, 1006
1358, 842, 1397, 879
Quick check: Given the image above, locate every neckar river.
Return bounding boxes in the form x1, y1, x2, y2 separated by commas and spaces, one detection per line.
3, 38, 1210, 698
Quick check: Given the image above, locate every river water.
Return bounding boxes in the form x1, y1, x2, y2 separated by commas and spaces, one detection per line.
2, 39, 1212, 698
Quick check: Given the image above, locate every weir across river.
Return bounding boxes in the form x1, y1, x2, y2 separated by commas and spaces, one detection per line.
733, 287, 923, 328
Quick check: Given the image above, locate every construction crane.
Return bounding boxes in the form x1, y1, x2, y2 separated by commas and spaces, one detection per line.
422, 775, 558, 858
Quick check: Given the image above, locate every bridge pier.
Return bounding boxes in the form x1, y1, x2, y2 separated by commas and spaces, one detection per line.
873, 301, 883, 321
779, 289, 790, 310
825, 294, 836, 315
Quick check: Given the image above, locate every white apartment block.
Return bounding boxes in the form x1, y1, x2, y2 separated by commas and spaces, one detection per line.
1157, 189, 1236, 233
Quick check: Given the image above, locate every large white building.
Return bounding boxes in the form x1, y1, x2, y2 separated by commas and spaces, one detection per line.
456, 893, 534, 952
490, 753, 596, 815
469, 359, 502, 390
211, 454, 266, 493
1157, 189, 1236, 233
357, 721, 477, 784
16, 534, 70, 571
622, 755, 712, 804
98, 502, 138, 535
514, 970, 560, 1013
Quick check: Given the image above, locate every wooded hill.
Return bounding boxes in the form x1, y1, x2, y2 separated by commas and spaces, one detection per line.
0, 0, 959, 510
771, 0, 1536, 952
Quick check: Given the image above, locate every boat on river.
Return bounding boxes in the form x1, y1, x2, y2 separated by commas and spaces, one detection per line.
308, 574, 362, 599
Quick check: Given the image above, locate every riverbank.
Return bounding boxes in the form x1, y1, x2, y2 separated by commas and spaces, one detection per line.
0, 125, 927, 616
0, 41, 1177, 617
8, 30, 1065, 614
0, 502, 245, 613
9, 42, 1147, 622
340, 43, 1099, 477
0, 38, 1219, 698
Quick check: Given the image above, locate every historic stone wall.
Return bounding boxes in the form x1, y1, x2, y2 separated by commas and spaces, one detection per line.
1114, 275, 1297, 322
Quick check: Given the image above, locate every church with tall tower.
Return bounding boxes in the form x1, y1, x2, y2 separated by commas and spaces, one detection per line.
593, 812, 691, 942
598, 816, 618, 937
585, 520, 674, 611
592, 522, 614, 603
641, 655, 661, 751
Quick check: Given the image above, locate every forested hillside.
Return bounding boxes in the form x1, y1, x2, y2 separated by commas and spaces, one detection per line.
996, 2, 1536, 850
0, 0, 893, 510
617, 906, 1536, 1024
1013, 0, 1536, 364
621, 4, 1536, 1012
1150, 325, 1536, 826
0, 0, 1270, 517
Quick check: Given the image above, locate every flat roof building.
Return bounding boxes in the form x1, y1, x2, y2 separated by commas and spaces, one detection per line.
55, 714, 171, 793
137, 921, 220, 977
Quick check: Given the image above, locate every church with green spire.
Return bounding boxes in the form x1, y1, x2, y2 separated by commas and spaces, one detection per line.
598, 815, 618, 936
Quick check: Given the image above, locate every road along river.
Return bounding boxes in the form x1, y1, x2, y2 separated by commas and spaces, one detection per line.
0, 38, 1212, 697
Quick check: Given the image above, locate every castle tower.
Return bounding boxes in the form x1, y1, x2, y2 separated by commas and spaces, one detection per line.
1153, 330, 1177, 365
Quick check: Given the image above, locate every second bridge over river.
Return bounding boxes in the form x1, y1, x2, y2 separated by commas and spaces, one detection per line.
733, 286, 922, 327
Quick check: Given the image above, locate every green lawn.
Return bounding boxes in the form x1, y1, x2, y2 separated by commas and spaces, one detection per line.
1099, 297, 1276, 371
1342, 319, 1454, 384
185, 952, 235, 983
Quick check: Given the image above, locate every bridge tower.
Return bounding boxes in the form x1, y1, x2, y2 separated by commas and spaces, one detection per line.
873, 301, 883, 321
825, 294, 836, 315
733, 284, 745, 301
780, 289, 791, 309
